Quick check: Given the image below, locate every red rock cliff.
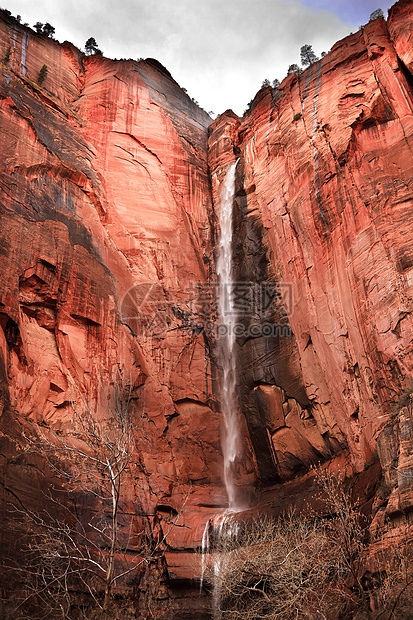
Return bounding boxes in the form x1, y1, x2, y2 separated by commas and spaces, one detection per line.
0, 12, 219, 612
208, 1, 413, 492
1, 0, 413, 614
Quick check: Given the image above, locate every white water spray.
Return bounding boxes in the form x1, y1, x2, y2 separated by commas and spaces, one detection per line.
200, 518, 210, 592
216, 160, 242, 512
200, 162, 245, 616
201, 511, 242, 618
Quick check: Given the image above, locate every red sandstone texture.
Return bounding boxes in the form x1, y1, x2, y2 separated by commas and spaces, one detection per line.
209, 0, 413, 481
1, 0, 413, 612
0, 13, 218, 599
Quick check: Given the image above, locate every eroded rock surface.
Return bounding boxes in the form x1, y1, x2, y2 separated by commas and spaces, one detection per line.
1, 1, 413, 615
208, 3, 413, 486
0, 13, 218, 610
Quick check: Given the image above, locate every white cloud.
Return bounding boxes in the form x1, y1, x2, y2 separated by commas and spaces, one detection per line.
4, 0, 357, 115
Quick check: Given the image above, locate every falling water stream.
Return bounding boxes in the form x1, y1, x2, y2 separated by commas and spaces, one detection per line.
216, 159, 242, 513
200, 161, 245, 617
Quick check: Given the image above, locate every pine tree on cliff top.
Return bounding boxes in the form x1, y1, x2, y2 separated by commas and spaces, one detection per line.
369, 8, 385, 21
85, 37, 102, 55
300, 44, 319, 67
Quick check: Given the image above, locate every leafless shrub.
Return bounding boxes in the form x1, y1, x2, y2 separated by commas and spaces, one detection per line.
4, 370, 187, 618
314, 471, 413, 619
203, 472, 413, 620
315, 471, 365, 593
203, 509, 352, 619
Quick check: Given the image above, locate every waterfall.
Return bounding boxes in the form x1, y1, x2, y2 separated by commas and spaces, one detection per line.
216, 160, 243, 512
200, 161, 245, 616
201, 511, 241, 617
199, 518, 210, 592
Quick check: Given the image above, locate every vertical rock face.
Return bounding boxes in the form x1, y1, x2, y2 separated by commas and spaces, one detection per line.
208, 1, 413, 484
0, 13, 219, 607
2, 0, 413, 613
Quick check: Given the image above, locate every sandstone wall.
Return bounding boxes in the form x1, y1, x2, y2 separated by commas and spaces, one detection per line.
2, 1, 413, 612
0, 14, 218, 603
208, 0, 413, 484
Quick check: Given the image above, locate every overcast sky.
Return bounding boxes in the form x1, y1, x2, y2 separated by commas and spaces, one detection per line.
3, 0, 391, 116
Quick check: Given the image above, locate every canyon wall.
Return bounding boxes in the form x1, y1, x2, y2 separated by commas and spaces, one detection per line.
209, 0, 413, 496
0, 11, 219, 614
1, 0, 413, 615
